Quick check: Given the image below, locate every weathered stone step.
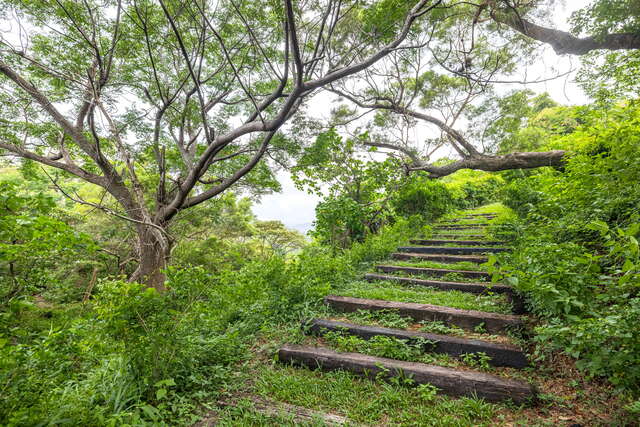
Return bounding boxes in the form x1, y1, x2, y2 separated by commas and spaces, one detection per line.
307, 318, 528, 368
364, 273, 512, 295
325, 295, 524, 333
392, 252, 489, 264
278, 345, 536, 404
398, 246, 509, 255
410, 239, 506, 246
376, 265, 491, 280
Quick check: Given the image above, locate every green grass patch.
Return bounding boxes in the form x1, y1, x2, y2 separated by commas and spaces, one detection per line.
251, 365, 498, 426
334, 280, 511, 314
388, 259, 489, 271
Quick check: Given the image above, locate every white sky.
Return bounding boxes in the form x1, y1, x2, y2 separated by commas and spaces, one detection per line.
254, 1, 591, 234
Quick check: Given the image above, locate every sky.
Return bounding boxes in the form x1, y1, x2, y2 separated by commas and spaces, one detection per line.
252, 1, 592, 234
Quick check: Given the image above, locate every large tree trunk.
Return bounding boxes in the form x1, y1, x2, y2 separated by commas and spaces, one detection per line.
129, 224, 171, 291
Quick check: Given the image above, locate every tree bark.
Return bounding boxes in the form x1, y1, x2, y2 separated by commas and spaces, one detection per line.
492, 10, 640, 55
413, 150, 567, 178
129, 224, 171, 292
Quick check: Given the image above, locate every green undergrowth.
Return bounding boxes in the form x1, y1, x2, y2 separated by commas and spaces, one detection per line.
333, 280, 511, 314
494, 102, 640, 396
0, 218, 416, 425
247, 365, 500, 426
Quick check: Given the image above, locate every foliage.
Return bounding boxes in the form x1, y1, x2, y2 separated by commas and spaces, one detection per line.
390, 174, 453, 221
568, 0, 640, 100
0, 179, 97, 304
0, 215, 412, 425
497, 102, 640, 392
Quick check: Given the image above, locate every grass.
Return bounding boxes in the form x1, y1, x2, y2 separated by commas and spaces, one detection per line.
387, 259, 490, 271
203, 203, 636, 427
373, 269, 490, 283
334, 280, 511, 314
248, 365, 499, 426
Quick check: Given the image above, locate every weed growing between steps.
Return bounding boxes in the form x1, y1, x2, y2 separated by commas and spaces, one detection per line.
377, 268, 491, 282
335, 279, 512, 314
387, 259, 490, 271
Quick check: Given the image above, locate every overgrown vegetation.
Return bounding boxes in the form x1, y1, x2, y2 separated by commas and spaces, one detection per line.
496, 101, 640, 392
2, 0, 640, 424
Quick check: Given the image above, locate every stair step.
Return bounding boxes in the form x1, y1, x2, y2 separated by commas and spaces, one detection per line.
307, 318, 528, 368
437, 223, 490, 227
364, 273, 512, 295
392, 252, 489, 263
434, 225, 487, 230
365, 273, 527, 314
450, 216, 496, 222
464, 213, 497, 217
376, 265, 491, 280
431, 234, 486, 239
410, 239, 506, 246
278, 345, 536, 404
398, 246, 509, 255
325, 295, 524, 333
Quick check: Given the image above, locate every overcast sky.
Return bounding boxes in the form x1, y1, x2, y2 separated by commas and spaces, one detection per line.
253, 1, 592, 234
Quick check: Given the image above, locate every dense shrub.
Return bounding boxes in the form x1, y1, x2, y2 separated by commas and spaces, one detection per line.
0, 216, 411, 425
391, 177, 454, 221
497, 102, 640, 392
0, 181, 98, 305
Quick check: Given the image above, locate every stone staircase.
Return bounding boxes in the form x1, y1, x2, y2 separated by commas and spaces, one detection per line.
276, 209, 537, 406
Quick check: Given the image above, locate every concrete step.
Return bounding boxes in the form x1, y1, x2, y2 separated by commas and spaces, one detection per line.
306, 318, 528, 368
325, 295, 524, 333
375, 264, 491, 280
391, 252, 489, 264
410, 239, 506, 246
278, 345, 536, 404
397, 246, 509, 255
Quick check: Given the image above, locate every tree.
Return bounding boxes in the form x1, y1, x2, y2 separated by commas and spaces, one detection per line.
326, 4, 569, 178
483, 0, 640, 98
486, 0, 640, 55
0, 0, 442, 289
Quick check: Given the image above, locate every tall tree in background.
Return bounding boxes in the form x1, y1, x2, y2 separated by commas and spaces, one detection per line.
0, 0, 441, 289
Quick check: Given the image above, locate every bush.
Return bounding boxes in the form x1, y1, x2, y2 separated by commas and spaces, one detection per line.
391, 177, 453, 221
496, 102, 640, 393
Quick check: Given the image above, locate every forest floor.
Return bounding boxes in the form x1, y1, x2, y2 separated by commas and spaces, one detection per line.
196, 204, 633, 426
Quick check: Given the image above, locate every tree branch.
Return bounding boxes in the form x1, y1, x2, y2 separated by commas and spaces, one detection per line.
491, 8, 640, 55
412, 150, 567, 178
